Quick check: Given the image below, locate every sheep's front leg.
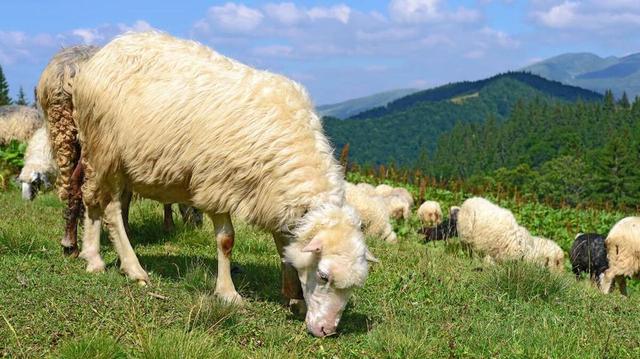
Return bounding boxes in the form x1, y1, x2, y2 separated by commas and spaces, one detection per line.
210, 212, 242, 304
79, 205, 105, 273
599, 268, 616, 294
104, 198, 149, 285
273, 232, 306, 316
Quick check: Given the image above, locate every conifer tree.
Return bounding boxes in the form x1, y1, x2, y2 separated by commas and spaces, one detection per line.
15, 86, 28, 106
0, 65, 10, 106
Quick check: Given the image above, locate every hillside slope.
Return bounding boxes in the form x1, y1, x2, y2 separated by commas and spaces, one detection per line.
523, 52, 640, 98
317, 88, 418, 119
323, 72, 602, 166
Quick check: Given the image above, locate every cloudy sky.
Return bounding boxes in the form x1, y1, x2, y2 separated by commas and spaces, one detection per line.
2, 0, 639, 104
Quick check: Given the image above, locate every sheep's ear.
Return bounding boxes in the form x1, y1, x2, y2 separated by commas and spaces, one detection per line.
302, 236, 323, 253
365, 249, 380, 264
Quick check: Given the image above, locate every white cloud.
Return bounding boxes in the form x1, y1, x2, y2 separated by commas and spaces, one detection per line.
307, 4, 351, 24
207, 3, 264, 32
264, 2, 306, 25
389, 0, 479, 23
534, 1, 578, 28
71, 28, 103, 45
389, 0, 441, 23
481, 27, 520, 48
533, 0, 640, 29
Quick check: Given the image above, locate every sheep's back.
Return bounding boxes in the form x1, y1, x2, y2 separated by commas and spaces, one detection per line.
73, 32, 342, 230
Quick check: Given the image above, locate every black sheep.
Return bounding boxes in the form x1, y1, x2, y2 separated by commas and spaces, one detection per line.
421, 207, 459, 242
570, 233, 608, 282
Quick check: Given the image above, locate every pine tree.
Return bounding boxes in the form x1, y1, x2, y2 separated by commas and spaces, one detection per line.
15, 86, 28, 106
603, 90, 615, 112
0, 65, 10, 106
618, 91, 630, 109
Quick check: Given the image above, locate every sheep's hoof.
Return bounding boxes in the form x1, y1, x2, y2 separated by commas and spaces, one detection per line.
216, 290, 243, 305
85, 260, 106, 273
62, 246, 80, 258
137, 280, 148, 287
122, 266, 150, 286
289, 299, 307, 318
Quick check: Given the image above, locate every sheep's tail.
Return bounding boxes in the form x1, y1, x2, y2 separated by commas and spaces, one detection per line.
45, 93, 80, 202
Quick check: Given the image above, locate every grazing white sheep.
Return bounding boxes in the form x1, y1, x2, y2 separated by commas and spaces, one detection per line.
18, 128, 57, 200
417, 200, 443, 226
375, 184, 414, 208
356, 182, 376, 197
600, 217, 640, 295
0, 105, 43, 145
384, 194, 411, 220
526, 236, 565, 273
72, 31, 375, 337
375, 184, 395, 197
345, 183, 397, 243
457, 197, 564, 271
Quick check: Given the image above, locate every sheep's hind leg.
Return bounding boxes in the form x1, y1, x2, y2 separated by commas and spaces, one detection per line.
615, 276, 628, 296
273, 232, 306, 317
79, 205, 105, 273
61, 159, 84, 257
163, 204, 175, 232
104, 197, 149, 285
210, 212, 242, 304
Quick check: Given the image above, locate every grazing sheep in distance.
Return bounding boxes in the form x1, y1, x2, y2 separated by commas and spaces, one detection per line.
72, 31, 376, 337
570, 233, 608, 284
345, 183, 397, 243
421, 206, 459, 242
18, 128, 57, 200
375, 184, 414, 208
600, 217, 640, 295
0, 105, 43, 145
457, 197, 564, 271
384, 194, 411, 220
526, 236, 565, 273
417, 200, 443, 226
356, 182, 376, 196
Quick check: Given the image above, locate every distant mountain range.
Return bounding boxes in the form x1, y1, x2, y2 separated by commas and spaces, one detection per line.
523, 52, 640, 98
317, 88, 418, 119
323, 72, 602, 166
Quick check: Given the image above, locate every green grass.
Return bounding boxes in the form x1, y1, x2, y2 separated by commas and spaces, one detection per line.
1, 187, 640, 358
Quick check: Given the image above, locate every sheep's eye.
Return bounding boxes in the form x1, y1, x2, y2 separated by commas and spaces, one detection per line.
317, 270, 330, 284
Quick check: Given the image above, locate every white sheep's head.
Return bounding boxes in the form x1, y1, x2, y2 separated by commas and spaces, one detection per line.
285, 204, 377, 337
20, 172, 51, 201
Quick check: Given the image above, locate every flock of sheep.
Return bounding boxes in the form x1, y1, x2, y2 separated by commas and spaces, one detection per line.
1, 31, 639, 338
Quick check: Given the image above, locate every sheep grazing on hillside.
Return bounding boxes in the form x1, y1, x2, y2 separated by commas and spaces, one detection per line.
457, 197, 564, 271
421, 206, 459, 242
71, 32, 376, 337
0, 105, 43, 145
600, 217, 640, 295
375, 184, 414, 208
356, 182, 376, 196
18, 128, 57, 200
570, 233, 608, 284
384, 194, 411, 220
417, 200, 443, 226
526, 236, 565, 273
345, 183, 397, 243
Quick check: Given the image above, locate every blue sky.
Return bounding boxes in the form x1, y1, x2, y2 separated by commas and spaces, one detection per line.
1, 0, 639, 104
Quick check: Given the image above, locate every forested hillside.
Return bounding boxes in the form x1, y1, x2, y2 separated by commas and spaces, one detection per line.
324, 72, 602, 166
427, 91, 640, 208
317, 88, 417, 119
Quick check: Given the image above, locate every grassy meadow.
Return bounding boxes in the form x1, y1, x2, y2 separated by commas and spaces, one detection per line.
1, 182, 640, 358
